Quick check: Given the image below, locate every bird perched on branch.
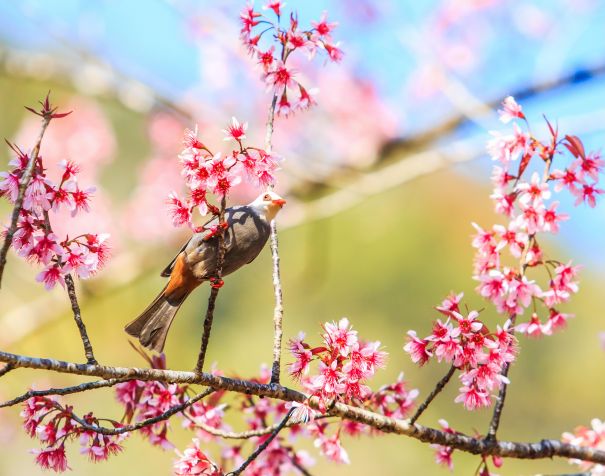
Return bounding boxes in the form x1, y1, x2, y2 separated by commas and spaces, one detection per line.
125, 191, 286, 352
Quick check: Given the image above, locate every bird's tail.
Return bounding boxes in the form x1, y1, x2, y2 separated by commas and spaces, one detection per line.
124, 284, 191, 353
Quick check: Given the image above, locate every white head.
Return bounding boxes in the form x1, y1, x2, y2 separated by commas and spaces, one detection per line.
249, 190, 286, 221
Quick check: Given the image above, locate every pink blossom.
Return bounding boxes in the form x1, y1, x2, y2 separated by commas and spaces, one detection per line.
312, 11, 338, 37
288, 332, 313, 379
516, 172, 550, 205
0, 171, 20, 201
322, 317, 357, 357
33, 445, 69, 472
322, 42, 344, 62
167, 192, 192, 228
551, 166, 582, 193
572, 182, 604, 208
403, 331, 432, 365
36, 264, 66, 290
266, 62, 297, 90
541, 201, 568, 233
516, 313, 551, 338
287, 400, 316, 424
498, 96, 525, 123
314, 433, 349, 464
263, 1, 285, 17
435, 291, 464, 315
222, 117, 248, 142
574, 152, 604, 182
174, 439, 221, 475
454, 384, 491, 410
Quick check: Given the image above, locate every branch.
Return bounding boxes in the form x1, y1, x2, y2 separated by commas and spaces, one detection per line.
226, 409, 293, 476
1, 350, 605, 465
0, 378, 125, 408
410, 365, 456, 425
195, 196, 227, 374
0, 113, 52, 288
64, 274, 97, 365
265, 92, 285, 386
0, 363, 14, 378
68, 388, 214, 435
195, 415, 333, 440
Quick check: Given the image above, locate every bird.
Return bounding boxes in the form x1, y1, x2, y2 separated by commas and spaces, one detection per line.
125, 190, 286, 353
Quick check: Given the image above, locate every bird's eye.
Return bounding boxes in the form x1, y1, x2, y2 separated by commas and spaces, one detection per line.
263, 194, 271, 201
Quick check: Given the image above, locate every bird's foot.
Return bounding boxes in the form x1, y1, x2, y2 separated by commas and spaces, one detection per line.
210, 278, 224, 289
202, 222, 229, 241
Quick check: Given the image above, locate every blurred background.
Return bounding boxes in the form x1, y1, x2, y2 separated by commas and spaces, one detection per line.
1, 0, 605, 474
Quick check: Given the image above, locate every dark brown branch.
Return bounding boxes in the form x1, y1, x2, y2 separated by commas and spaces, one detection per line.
410, 365, 456, 425
195, 196, 227, 374
0, 378, 125, 408
0, 113, 52, 288
64, 274, 97, 365
1, 350, 605, 466
227, 409, 293, 476
69, 388, 214, 435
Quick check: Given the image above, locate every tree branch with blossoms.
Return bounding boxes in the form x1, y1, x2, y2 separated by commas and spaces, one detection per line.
2, 3, 605, 476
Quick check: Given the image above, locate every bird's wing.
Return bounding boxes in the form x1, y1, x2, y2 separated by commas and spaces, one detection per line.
160, 239, 190, 277
159, 215, 220, 278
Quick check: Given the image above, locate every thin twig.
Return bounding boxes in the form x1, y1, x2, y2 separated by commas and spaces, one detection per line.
64, 274, 97, 365
487, 154, 553, 441
195, 196, 227, 374
1, 350, 605, 465
486, 319, 517, 441
0, 113, 52, 288
269, 219, 284, 385
227, 409, 293, 475
264, 92, 285, 385
410, 365, 456, 425
195, 414, 332, 439
0, 363, 14, 378
0, 378, 125, 408
69, 388, 214, 435
291, 456, 314, 476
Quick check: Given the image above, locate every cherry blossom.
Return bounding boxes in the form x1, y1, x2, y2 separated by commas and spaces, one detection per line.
240, 2, 342, 116
169, 118, 280, 231
1, 104, 111, 290
498, 96, 525, 123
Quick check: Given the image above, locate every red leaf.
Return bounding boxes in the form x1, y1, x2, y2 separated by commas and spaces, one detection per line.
563, 134, 586, 160
24, 106, 43, 117
51, 111, 73, 119
518, 151, 533, 177
543, 115, 558, 140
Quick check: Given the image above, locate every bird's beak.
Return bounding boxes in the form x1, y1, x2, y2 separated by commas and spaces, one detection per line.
272, 198, 286, 207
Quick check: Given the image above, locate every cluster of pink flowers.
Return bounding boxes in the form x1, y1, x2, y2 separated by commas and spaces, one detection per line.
0, 98, 110, 290
287, 318, 418, 465
21, 395, 126, 472
475, 96, 602, 335
240, 2, 342, 116
289, 318, 388, 410
562, 419, 605, 474
404, 292, 517, 410
168, 120, 280, 230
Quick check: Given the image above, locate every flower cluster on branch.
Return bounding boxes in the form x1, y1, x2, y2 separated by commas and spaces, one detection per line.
0, 96, 109, 290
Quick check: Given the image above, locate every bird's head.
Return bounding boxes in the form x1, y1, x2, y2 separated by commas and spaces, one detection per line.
250, 190, 286, 221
